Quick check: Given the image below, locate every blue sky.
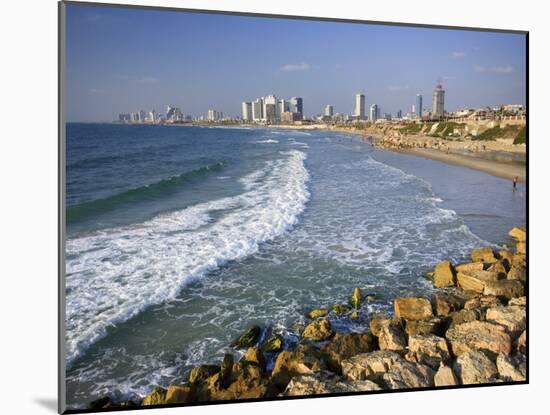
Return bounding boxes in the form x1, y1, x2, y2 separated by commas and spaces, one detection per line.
65, 3, 526, 121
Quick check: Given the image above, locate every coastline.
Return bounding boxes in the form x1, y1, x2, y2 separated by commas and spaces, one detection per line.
85, 226, 527, 410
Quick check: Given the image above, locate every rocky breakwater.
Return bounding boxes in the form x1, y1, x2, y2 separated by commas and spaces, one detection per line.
87, 227, 527, 410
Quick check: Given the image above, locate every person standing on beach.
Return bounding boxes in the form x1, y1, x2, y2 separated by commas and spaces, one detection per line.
513, 176, 518, 191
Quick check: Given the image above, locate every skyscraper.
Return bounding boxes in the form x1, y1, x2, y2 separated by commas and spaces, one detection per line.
263, 95, 278, 123
432, 83, 445, 118
369, 104, 379, 122
241, 102, 252, 121
355, 94, 366, 119
252, 98, 263, 121
288, 97, 303, 118
397, 109, 402, 119
325, 105, 334, 117
416, 94, 423, 118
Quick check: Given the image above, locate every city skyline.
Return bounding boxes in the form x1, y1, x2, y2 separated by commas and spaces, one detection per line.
66, 4, 526, 122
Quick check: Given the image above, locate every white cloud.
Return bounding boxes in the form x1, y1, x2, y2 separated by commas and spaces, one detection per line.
452, 51, 466, 58
388, 85, 409, 92
280, 63, 310, 72
474, 65, 514, 73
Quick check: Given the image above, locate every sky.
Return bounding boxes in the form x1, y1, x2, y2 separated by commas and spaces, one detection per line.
65, 3, 527, 122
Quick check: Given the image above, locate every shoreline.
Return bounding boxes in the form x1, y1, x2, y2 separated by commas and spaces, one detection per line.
85, 226, 527, 410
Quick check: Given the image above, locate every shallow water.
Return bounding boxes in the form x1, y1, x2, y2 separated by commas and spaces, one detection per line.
65, 124, 526, 407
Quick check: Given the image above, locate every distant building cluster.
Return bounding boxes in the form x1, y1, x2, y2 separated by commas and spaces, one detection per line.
118, 105, 190, 124
241, 95, 303, 123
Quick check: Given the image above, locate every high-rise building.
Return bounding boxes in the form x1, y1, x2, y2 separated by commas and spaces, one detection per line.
149, 110, 158, 123
288, 97, 303, 119
369, 104, 379, 122
432, 83, 445, 117
139, 110, 146, 123
252, 98, 263, 121
263, 95, 278, 122
397, 109, 402, 119
207, 109, 222, 121
278, 99, 290, 115
325, 105, 334, 117
241, 102, 252, 121
355, 94, 366, 119
416, 94, 423, 118
166, 105, 183, 122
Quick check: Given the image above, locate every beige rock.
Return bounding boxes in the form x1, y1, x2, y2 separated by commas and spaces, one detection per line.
509, 227, 526, 242
486, 306, 526, 338
350, 287, 363, 309
379, 321, 408, 351
431, 292, 465, 316
457, 270, 501, 293
496, 353, 526, 381
142, 387, 167, 406
508, 296, 526, 306
454, 350, 498, 384
471, 247, 498, 263
463, 295, 502, 311
483, 280, 524, 299
302, 318, 333, 341
455, 262, 485, 273
446, 321, 512, 357
271, 345, 326, 390
487, 261, 508, 277
404, 317, 444, 336
164, 385, 193, 404
507, 265, 526, 282
341, 351, 402, 381
242, 347, 265, 369
433, 261, 456, 288
516, 242, 526, 255
307, 308, 329, 319
434, 365, 458, 387
381, 360, 435, 389
369, 314, 391, 337
499, 250, 513, 264
394, 297, 433, 321
407, 334, 451, 369
188, 365, 220, 385
281, 371, 381, 396
512, 254, 526, 268
516, 330, 526, 354
320, 332, 377, 373
448, 308, 484, 329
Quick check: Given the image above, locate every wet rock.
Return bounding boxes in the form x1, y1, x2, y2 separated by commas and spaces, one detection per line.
483, 280, 524, 300
164, 385, 194, 404
471, 247, 498, 263
341, 350, 402, 381
455, 262, 485, 273
369, 313, 392, 337
431, 292, 465, 316
509, 227, 526, 242
242, 347, 266, 369
88, 396, 112, 410
142, 386, 167, 406
281, 371, 381, 396
486, 306, 526, 339
434, 365, 458, 387
302, 318, 333, 341
381, 360, 435, 389
446, 321, 512, 357
261, 335, 283, 353
433, 261, 456, 288
321, 332, 378, 373
350, 287, 363, 309
331, 304, 352, 315
219, 353, 234, 389
378, 321, 407, 351
188, 365, 220, 385
394, 297, 433, 321
271, 344, 326, 390
231, 326, 262, 349
404, 317, 444, 336
457, 270, 501, 294
307, 309, 329, 319
406, 334, 451, 369
496, 353, 526, 381
454, 350, 498, 384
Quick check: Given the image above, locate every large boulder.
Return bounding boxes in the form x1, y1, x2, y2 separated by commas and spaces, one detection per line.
433, 261, 456, 288
446, 321, 512, 357
271, 345, 326, 390
307, 309, 329, 319
516, 330, 526, 354
496, 353, 526, 381
404, 317, 444, 336
350, 287, 363, 309
341, 351, 402, 381
483, 280, 524, 300
331, 304, 352, 315
394, 297, 433, 321
164, 385, 194, 404
141, 386, 167, 406
369, 313, 392, 337
457, 270, 501, 293
378, 321, 407, 351
516, 242, 526, 255
231, 326, 262, 349
434, 365, 458, 387
508, 296, 526, 306
281, 371, 381, 396
486, 306, 526, 339
431, 292, 465, 316
454, 350, 498, 384
188, 365, 220, 386
463, 295, 502, 311
242, 347, 266, 369
455, 262, 484, 273
509, 227, 526, 242
381, 360, 435, 389
507, 265, 526, 282
487, 261, 508, 278
471, 247, 498, 263
406, 334, 451, 369
447, 308, 484, 329
302, 318, 333, 341
320, 332, 378, 373
261, 335, 283, 353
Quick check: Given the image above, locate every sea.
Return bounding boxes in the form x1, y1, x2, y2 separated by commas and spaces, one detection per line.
64, 123, 526, 407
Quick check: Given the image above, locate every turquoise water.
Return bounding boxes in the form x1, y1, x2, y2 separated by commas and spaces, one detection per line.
65, 123, 526, 407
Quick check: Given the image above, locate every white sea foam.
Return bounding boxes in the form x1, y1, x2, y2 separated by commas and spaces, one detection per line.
65, 150, 309, 366
255, 139, 279, 144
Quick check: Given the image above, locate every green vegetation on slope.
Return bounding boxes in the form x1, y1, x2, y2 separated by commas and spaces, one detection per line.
432, 122, 465, 137
514, 126, 526, 144
400, 124, 423, 134
472, 124, 522, 141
